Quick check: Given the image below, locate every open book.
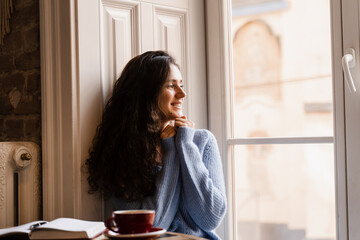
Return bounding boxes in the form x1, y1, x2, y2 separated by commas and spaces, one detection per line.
0, 218, 106, 240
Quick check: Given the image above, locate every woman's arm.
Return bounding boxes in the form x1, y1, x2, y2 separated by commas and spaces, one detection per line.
111, 137, 181, 229
175, 127, 227, 231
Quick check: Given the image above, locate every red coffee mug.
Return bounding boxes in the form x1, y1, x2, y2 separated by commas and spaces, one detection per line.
106, 210, 155, 234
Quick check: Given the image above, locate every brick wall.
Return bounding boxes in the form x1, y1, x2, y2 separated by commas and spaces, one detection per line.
0, 0, 41, 146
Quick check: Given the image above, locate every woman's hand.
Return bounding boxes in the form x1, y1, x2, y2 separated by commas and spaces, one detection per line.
175, 116, 195, 128
161, 123, 177, 139
161, 116, 195, 139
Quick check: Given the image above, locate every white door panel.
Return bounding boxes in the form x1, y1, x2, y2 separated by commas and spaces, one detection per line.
99, 0, 195, 121
140, 0, 188, 9
100, 0, 140, 102
140, 2, 154, 52
154, 7, 187, 66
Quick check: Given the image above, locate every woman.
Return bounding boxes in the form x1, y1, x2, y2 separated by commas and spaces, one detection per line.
85, 51, 226, 239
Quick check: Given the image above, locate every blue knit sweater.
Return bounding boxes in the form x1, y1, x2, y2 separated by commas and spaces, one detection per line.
111, 127, 227, 239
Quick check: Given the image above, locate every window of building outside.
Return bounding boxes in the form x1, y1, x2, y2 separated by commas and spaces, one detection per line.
231, 0, 335, 239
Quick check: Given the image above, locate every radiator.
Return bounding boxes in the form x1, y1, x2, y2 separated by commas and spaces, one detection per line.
0, 142, 41, 227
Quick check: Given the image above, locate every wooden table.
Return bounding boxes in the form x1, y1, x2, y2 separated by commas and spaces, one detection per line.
95, 231, 208, 239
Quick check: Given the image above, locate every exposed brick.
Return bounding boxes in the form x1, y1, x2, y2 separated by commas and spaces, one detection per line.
0, 118, 4, 138
4, 118, 24, 138
23, 28, 40, 52
14, 94, 40, 114
0, 55, 15, 72
15, 51, 40, 71
25, 116, 40, 139
0, 96, 13, 114
11, 1, 39, 31
0, 72, 25, 93
13, 0, 37, 10
2, 30, 23, 54
1, 0, 41, 144
26, 71, 40, 92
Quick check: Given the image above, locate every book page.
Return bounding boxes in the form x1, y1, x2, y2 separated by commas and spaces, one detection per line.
33, 218, 103, 232
29, 218, 105, 239
0, 221, 47, 238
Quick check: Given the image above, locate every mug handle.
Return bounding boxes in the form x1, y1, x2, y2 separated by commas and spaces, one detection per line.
106, 217, 119, 233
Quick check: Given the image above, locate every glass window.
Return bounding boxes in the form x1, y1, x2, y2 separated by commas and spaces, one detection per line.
234, 144, 335, 240
230, 0, 335, 239
232, 0, 333, 138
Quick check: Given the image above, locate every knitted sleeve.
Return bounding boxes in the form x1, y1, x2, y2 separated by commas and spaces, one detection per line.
111, 136, 181, 229
175, 127, 227, 231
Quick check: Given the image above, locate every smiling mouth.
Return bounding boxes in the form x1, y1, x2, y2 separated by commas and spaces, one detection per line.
171, 103, 182, 107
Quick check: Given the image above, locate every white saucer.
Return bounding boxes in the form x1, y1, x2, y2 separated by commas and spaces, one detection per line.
105, 227, 166, 239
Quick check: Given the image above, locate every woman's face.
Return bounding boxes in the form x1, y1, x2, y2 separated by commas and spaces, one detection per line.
158, 64, 186, 124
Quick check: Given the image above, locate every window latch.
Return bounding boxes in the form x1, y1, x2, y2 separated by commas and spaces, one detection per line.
342, 48, 357, 93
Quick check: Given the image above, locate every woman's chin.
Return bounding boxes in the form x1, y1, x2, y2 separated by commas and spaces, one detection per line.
164, 111, 183, 122
174, 114, 183, 119
175, 110, 184, 118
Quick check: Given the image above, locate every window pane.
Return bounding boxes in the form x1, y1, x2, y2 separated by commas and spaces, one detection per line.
234, 144, 336, 240
232, 0, 333, 138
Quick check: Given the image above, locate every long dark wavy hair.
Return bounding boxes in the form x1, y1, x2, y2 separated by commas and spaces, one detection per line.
85, 51, 178, 201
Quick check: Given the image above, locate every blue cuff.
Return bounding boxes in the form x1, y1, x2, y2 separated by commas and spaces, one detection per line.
176, 127, 195, 143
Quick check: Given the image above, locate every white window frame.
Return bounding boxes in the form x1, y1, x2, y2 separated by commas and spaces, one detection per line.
205, 1, 233, 238
341, 0, 360, 239
206, 0, 349, 239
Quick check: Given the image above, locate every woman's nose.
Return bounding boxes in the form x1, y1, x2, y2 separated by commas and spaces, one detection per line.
176, 86, 186, 98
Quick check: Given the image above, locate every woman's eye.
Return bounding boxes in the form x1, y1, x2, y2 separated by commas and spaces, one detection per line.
167, 83, 183, 89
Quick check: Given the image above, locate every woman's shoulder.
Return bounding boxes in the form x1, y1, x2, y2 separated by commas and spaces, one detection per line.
178, 127, 216, 147
193, 128, 214, 140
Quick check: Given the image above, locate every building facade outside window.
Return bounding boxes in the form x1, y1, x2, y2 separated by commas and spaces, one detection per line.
231, 0, 335, 239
